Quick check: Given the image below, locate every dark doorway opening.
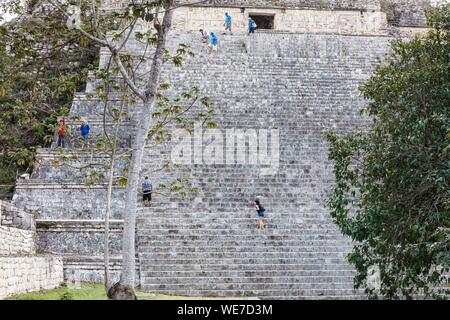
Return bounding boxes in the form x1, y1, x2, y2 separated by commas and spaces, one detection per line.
249, 14, 275, 30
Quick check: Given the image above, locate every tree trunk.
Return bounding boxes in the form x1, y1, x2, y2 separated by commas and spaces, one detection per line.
104, 154, 114, 291
112, 3, 174, 299
104, 70, 127, 295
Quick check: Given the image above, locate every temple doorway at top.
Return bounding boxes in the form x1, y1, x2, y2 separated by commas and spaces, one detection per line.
249, 14, 275, 30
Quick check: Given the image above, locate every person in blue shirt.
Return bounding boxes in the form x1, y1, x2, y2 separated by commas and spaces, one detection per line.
80, 119, 90, 145
248, 17, 256, 35
224, 12, 232, 35
208, 32, 218, 53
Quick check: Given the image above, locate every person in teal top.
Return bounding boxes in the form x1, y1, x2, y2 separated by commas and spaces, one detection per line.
208, 32, 218, 53
210, 32, 218, 45
224, 12, 232, 35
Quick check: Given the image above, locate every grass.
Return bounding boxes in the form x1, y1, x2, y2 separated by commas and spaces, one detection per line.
6, 283, 248, 300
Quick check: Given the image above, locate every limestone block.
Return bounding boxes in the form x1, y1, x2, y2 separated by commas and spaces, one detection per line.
0, 256, 63, 299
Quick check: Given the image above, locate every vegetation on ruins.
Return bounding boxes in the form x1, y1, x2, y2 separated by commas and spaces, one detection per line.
54, 66, 213, 293
32, 0, 214, 299
327, 5, 449, 299
0, 0, 99, 199
2, 0, 215, 299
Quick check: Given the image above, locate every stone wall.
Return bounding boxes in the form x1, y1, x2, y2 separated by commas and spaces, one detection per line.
101, 1, 431, 35
13, 182, 126, 219
0, 256, 63, 299
0, 200, 35, 231
171, 6, 388, 35
0, 202, 64, 300
380, 0, 430, 26
180, 0, 381, 10
104, 0, 381, 11
0, 226, 35, 256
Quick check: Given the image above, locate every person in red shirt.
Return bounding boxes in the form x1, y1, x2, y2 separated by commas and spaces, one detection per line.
57, 118, 66, 148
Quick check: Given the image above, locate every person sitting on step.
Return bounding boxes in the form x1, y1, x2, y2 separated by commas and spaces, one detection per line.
142, 176, 152, 207
199, 29, 209, 44
254, 199, 266, 229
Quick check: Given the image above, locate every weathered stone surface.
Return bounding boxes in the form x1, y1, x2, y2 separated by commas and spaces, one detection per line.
0, 226, 35, 256
10, 2, 428, 299
36, 220, 123, 255
104, 0, 382, 11
0, 203, 63, 299
11, 31, 391, 299
169, 7, 388, 35
0, 200, 35, 231
0, 256, 63, 299
102, 0, 429, 32
14, 182, 126, 219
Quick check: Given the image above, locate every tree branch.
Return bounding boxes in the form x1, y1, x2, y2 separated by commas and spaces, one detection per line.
110, 49, 145, 100
46, 0, 109, 46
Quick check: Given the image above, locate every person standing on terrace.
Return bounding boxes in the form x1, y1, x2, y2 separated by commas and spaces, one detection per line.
248, 17, 257, 35
224, 12, 232, 35
57, 118, 66, 148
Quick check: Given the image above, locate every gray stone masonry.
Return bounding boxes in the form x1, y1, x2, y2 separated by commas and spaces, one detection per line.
0, 202, 63, 299
0, 256, 63, 299
0, 200, 35, 231
0, 226, 35, 256
179, 0, 381, 10
11, 30, 395, 298
104, 0, 381, 11
103, 1, 429, 28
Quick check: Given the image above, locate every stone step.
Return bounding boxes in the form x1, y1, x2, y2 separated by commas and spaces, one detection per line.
137, 223, 339, 229
137, 220, 338, 227
137, 223, 342, 231
139, 257, 349, 265
137, 246, 352, 254
138, 211, 333, 218
139, 270, 356, 278
138, 234, 349, 242
139, 251, 349, 260
141, 275, 355, 286
139, 263, 354, 272
137, 289, 363, 300
140, 287, 361, 297
137, 216, 336, 222
137, 228, 345, 235
137, 240, 352, 247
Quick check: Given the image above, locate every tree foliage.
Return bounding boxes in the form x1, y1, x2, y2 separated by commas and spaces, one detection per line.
32, 0, 215, 298
326, 5, 450, 299
0, 0, 99, 198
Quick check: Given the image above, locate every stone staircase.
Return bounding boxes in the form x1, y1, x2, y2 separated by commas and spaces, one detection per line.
134, 32, 390, 299
137, 211, 360, 299
12, 30, 392, 298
